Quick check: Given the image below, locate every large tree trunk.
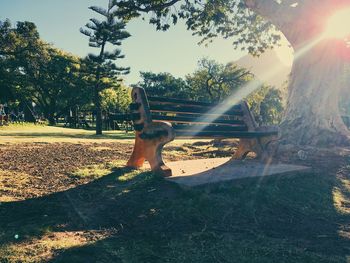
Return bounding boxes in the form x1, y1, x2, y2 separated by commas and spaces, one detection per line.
281, 40, 350, 146
245, 0, 350, 147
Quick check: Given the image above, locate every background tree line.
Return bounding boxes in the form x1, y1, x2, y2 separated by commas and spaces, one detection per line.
0, 19, 131, 126
0, 18, 284, 129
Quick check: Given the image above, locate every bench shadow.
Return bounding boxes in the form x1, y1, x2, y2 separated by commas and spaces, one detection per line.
1, 164, 349, 262
0, 167, 153, 242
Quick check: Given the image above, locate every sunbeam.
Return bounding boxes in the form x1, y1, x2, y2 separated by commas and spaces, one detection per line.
185, 34, 324, 137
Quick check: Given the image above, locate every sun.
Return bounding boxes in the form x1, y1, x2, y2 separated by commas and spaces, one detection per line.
324, 8, 350, 39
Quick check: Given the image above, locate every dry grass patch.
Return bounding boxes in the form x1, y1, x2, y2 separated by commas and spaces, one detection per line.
72, 165, 112, 179
0, 170, 33, 202
0, 230, 115, 263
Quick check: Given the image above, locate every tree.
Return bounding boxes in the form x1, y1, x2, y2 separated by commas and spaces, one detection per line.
0, 20, 83, 124
246, 85, 284, 125
113, 0, 350, 146
1, 19, 131, 125
100, 83, 131, 113
33, 48, 82, 124
138, 71, 191, 99
0, 58, 14, 102
245, 0, 350, 146
0, 20, 13, 102
186, 58, 251, 103
81, 0, 130, 135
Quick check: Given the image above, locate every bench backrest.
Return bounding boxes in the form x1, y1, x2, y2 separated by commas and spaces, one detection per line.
129, 87, 259, 138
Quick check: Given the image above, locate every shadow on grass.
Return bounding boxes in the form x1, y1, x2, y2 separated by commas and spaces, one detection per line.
1, 165, 350, 262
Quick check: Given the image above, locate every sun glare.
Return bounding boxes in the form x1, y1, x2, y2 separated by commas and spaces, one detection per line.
324, 8, 350, 39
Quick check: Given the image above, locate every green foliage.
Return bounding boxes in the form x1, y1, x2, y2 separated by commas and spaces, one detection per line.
260, 88, 284, 124
138, 71, 191, 99
246, 85, 284, 125
186, 58, 251, 103
100, 84, 131, 113
80, 1, 130, 80
0, 20, 86, 124
72, 164, 111, 179
0, 19, 132, 126
112, 0, 281, 55
139, 59, 252, 103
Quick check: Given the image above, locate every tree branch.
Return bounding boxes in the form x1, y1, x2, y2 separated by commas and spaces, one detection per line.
244, 0, 297, 34
118, 0, 180, 13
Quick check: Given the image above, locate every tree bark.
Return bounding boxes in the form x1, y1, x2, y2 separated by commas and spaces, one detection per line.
280, 40, 350, 146
94, 86, 103, 135
245, 0, 350, 146
46, 101, 57, 126
47, 117, 55, 125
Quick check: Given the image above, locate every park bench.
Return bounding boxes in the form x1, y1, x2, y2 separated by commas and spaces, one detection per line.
127, 87, 279, 177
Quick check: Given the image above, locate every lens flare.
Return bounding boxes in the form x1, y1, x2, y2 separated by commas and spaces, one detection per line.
324, 8, 350, 39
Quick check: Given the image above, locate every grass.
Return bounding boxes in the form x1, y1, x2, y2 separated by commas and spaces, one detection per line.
0, 124, 135, 144
72, 165, 113, 179
0, 124, 207, 145
71, 160, 142, 180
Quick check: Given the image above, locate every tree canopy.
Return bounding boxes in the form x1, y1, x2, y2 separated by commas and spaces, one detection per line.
186, 58, 251, 102
112, 0, 280, 55
138, 71, 191, 99
0, 20, 83, 124
0, 19, 131, 126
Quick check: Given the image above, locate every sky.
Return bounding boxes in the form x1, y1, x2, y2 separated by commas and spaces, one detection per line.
0, 0, 293, 85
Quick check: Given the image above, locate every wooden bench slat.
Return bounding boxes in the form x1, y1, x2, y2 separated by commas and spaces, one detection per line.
150, 104, 243, 116
148, 96, 216, 107
172, 124, 248, 132
148, 96, 242, 110
175, 130, 278, 138
151, 115, 245, 126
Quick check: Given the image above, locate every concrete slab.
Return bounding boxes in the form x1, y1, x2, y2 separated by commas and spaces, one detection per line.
165, 158, 311, 187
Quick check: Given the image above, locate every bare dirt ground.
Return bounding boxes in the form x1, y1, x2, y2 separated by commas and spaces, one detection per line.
0, 138, 236, 201
0, 143, 133, 201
